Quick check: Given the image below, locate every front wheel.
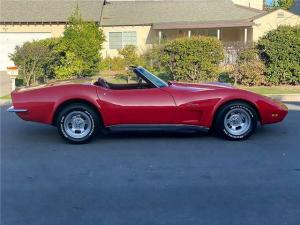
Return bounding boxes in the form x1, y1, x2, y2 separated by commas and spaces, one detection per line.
214, 101, 258, 141
56, 103, 100, 144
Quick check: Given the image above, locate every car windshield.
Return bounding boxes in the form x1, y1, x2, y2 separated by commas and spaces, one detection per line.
135, 67, 168, 88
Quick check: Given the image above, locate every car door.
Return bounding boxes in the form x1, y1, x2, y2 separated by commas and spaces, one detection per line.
97, 87, 176, 126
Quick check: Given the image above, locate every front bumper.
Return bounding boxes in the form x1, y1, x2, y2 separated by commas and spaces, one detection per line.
262, 100, 288, 124
7, 106, 28, 113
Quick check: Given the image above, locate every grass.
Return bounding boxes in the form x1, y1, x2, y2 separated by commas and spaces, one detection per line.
0, 94, 11, 100
239, 86, 300, 95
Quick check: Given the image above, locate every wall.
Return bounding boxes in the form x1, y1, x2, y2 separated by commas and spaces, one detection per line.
0, 71, 11, 96
0, 24, 65, 37
101, 25, 155, 58
232, 0, 264, 10
0, 25, 65, 71
0, 24, 157, 60
252, 9, 300, 41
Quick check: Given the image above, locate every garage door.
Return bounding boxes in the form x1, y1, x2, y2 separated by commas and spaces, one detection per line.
0, 32, 52, 71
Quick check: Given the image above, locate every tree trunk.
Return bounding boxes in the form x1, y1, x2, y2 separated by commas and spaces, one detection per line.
30, 61, 37, 86
234, 76, 238, 86
25, 74, 31, 87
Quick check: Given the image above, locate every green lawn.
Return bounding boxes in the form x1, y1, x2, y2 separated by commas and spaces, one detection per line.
239, 86, 300, 95
0, 94, 11, 100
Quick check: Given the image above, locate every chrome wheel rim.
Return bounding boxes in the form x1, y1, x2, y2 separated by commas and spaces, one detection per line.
64, 111, 92, 139
224, 108, 251, 136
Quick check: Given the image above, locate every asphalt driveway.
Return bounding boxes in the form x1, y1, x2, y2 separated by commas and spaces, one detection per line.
1, 102, 300, 225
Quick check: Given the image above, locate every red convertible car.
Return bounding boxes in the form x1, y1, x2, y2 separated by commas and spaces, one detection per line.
8, 66, 288, 144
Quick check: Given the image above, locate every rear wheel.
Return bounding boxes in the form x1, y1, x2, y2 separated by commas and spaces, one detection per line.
56, 103, 100, 144
214, 101, 258, 140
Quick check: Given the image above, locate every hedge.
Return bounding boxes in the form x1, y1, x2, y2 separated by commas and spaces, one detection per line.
159, 36, 224, 82
258, 25, 300, 85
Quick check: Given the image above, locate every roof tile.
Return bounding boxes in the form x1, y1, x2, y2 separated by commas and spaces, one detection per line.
100, 0, 264, 26
0, 0, 104, 23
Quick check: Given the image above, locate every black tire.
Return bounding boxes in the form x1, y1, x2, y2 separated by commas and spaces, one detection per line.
214, 101, 258, 141
56, 103, 100, 144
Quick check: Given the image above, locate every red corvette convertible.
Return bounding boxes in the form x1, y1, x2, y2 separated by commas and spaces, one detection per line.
8, 66, 288, 144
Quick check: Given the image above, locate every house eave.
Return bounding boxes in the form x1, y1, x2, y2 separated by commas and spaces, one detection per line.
152, 21, 255, 30
100, 23, 153, 27
0, 21, 68, 25
0, 21, 101, 25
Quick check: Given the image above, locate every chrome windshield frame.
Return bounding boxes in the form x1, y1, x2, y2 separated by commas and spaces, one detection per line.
133, 66, 168, 88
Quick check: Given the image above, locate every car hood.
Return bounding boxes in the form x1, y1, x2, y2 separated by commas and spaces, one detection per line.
169, 82, 235, 91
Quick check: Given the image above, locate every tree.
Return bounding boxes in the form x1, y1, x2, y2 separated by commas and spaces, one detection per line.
100, 56, 125, 71
272, 0, 295, 9
9, 40, 52, 86
159, 36, 224, 82
258, 25, 300, 85
142, 44, 164, 72
55, 6, 105, 79
39, 38, 61, 81
231, 48, 266, 86
118, 45, 144, 83
118, 45, 142, 68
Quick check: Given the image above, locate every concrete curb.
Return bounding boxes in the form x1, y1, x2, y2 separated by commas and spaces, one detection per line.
266, 94, 300, 102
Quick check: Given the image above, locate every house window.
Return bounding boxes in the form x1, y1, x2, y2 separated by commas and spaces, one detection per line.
192, 29, 217, 37
109, 31, 137, 50
109, 32, 122, 50
123, 31, 137, 46
207, 29, 217, 37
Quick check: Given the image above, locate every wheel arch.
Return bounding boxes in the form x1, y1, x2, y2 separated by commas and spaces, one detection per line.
212, 99, 262, 126
52, 98, 104, 126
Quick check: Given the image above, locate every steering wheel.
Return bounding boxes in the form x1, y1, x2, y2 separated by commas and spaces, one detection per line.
97, 78, 110, 89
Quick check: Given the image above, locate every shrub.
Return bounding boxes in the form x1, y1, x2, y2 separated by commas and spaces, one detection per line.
39, 38, 61, 81
258, 25, 300, 85
15, 78, 24, 87
10, 37, 62, 86
10, 8, 105, 85
117, 45, 146, 82
231, 48, 266, 86
218, 66, 234, 84
118, 45, 145, 68
100, 57, 125, 71
55, 7, 105, 79
159, 36, 224, 82
142, 44, 164, 72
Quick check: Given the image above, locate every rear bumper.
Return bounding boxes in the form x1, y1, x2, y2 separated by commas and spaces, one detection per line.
7, 106, 28, 113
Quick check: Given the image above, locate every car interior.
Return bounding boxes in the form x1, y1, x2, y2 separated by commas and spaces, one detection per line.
94, 74, 155, 90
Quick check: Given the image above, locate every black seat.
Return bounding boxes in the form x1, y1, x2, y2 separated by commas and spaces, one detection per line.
96, 78, 110, 89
